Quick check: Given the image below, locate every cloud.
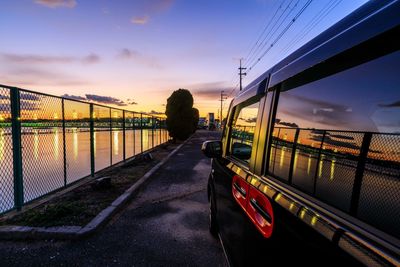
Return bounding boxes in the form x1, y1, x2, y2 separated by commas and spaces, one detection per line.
20, 100, 41, 111
146, 0, 174, 13
131, 0, 174, 25
277, 121, 298, 128
149, 110, 164, 115
85, 94, 127, 106
1, 53, 101, 65
329, 134, 355, 140
131, 16, 149, 25
34, 0, 76, 8
82, 53, 101, 64
20, 92, 42, 101
128, 101, 138, 105
61, 94, 86, 101
189, 82, 233, 100
239, 117, 257, 123
2, 53, 74, 64
309, 132, 361, 151
379, 100, 400, 108
1, 67, 88, 87
117, 48, 161, 68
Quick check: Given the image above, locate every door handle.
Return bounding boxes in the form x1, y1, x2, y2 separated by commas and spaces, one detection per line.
250, 198, 272, 224
233, 182, 247, 198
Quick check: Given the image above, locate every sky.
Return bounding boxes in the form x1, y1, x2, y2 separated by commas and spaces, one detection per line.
0, 0, 369, 117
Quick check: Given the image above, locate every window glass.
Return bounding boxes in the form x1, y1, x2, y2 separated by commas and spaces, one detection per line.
229, 102, 260, 165
268, 51, 400, 239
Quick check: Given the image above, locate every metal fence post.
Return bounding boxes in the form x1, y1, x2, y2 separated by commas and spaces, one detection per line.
109, 108, 112, 165
140, 113, 143, 153
10, 87, 24, 211
133, 113, 136, 155
90, 104, 95, 177
313, 130, 326, 195
62, 99, 67, 186
159, 118, 161, 145
350, 132, 372, 216
123, 110, 126, 161
151, 116, 154, 148
288, 128, 300, 185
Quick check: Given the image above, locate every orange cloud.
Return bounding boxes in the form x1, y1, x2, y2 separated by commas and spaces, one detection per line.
34, 0, 76, 8
131, 16, 149, 25
117, 48, 162, 69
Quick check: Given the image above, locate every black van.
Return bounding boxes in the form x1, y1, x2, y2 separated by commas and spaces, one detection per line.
202, 1, 400, 266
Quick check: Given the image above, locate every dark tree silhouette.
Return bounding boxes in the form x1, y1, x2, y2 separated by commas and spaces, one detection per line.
166, 89, 197, 141
192, 107, 199, 133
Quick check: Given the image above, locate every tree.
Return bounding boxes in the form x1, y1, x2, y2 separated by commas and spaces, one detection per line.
166, 89, 197, 141
192, 108, 199, 133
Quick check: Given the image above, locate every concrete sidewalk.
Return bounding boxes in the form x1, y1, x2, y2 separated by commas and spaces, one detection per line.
0, 130, 226, 266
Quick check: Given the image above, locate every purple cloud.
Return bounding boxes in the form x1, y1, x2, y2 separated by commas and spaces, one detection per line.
62, 94, 86, 101
85, 94, 127, 106
117, 48, 161, 69
82, 53, 101, 64
1, 53, 101, 65
149, 110, 164, 115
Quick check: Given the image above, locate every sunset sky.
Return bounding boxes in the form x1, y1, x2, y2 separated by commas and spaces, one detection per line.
0, 0, 368, 117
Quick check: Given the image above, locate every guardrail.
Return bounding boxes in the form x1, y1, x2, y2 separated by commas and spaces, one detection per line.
0, 84, 169, 214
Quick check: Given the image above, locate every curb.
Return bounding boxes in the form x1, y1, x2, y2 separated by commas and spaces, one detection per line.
0, 136, 193, 240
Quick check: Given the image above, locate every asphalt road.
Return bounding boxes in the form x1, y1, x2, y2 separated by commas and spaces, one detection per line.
0, 130, 226, 267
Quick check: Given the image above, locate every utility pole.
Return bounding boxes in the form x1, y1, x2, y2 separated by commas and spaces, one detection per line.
220, 90, 227, 126
238, 58, 247, 91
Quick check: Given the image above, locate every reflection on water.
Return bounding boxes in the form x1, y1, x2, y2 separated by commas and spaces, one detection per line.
54, 128, 59, 160
318, 155, 324, 178
34, 130, 39, 160
279, 147, 285, 168
330, 159, 335, 181
293, 150, 298, 176
0, 128, 167, 213
73, 129, 78, 160
113, 131, 119, 156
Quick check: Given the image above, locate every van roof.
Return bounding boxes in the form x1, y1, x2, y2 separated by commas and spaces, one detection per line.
236, 0, 400, 101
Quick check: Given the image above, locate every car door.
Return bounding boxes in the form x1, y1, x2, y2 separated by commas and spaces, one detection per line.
212, 97, 264, 266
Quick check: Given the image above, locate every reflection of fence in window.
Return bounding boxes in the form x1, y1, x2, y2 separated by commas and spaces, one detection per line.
231, 125, 255, 145
267, 126, 400, 240
0, 85, 169, 214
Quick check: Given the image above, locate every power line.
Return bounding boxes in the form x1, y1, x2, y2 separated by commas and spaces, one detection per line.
280, 0, 342, 56
247, 0, 313, 73
243, 0, 286, 66
245, 0, 296, 69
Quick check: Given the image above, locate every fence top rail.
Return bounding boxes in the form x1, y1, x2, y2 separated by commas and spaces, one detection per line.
0, 83, 165, 119
273, 126, 399, 136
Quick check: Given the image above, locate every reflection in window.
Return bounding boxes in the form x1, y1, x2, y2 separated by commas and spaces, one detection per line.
230, 102, 259, 165
267, 51, 400, 239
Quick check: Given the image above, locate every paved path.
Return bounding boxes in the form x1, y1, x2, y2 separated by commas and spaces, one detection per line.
0, 130, 226, 267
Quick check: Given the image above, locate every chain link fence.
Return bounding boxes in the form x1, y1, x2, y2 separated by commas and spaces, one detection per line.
0, 85, 169, 214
